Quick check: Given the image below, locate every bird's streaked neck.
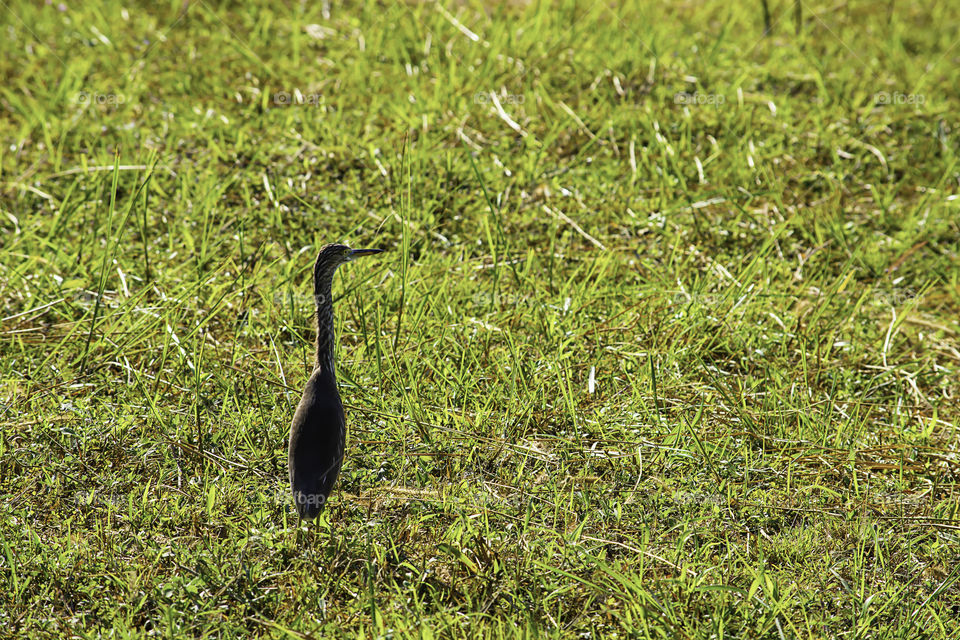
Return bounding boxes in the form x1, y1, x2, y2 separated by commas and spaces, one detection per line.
313, 271, 338, 376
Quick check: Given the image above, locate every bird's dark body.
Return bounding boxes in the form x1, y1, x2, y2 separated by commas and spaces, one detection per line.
288, 366, 345, 519
288, 243, 381, 520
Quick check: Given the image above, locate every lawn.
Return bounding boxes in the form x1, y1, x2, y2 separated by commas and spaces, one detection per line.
1, 0, 959, 637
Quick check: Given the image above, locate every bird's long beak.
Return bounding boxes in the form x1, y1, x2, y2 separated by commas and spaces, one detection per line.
349, 248, 384, 259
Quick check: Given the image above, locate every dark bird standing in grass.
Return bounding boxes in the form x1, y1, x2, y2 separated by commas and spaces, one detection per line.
289, 243, 383, 519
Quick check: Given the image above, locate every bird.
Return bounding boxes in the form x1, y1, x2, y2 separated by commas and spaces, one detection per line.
288, 243, 383, 519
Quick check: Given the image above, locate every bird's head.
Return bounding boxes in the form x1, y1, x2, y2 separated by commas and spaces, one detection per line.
313, 243, 383, 286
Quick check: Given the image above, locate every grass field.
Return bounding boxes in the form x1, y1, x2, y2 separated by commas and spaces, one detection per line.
2, 0, 959, 637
